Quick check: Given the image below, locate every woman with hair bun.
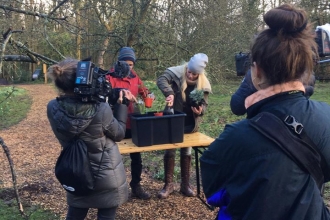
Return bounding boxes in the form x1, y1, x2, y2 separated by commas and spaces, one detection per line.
47, 58, 136, 220
201, 4, 330, 219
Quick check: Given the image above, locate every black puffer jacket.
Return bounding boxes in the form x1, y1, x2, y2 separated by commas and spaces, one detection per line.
201, 92, 330, 220
47, 97, 128, 208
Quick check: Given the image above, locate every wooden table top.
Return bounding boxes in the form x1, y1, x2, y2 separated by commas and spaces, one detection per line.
118, 132, 215, 154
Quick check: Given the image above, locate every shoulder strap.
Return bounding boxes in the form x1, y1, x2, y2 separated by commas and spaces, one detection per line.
271, 111, 330, 182
249, 112, 324, 191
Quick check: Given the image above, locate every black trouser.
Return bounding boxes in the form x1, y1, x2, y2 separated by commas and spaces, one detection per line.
125, 129, 143, 187
130, 152, 142, 187
66, 206, 117, 220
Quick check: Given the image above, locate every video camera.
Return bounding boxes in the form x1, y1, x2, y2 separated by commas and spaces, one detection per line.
235, 52, 251, 76
235, 27, 330, 77
74, 60, 130, 103
316, 26, 330, 58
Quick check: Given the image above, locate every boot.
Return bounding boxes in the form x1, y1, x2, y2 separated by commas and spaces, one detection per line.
180, 155, 196, 197
129, 153, 150, 200
131, 183, 151, 200
158, 156, 175, 199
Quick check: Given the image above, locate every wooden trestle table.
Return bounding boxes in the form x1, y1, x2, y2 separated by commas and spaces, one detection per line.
117, 132, 215, 208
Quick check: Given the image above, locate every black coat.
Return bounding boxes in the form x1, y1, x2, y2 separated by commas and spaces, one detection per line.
201, 92, 330, 220
47, 97, 128, 208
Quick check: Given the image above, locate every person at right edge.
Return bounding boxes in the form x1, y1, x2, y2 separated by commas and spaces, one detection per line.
201, 4, 330, 220
156, 53, 212, 199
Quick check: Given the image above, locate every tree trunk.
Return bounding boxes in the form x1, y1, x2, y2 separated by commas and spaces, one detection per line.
96, 37, 110, 69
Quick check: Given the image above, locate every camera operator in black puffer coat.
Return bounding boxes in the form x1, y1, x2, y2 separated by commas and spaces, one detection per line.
47, 58, 136, 220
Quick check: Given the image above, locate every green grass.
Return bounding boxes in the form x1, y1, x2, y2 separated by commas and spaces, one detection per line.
0, 86, 32, 130
310, 82, 330, 104
0, 198, 60, 220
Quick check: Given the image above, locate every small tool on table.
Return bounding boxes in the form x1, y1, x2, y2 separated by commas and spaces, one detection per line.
163, 101, 174, 115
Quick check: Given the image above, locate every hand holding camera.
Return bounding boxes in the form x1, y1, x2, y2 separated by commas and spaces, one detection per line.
118, 89, 137, 105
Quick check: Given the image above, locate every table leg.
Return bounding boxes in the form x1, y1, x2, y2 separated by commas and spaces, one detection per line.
195, 147, 201, 195
193, 147, 215, 211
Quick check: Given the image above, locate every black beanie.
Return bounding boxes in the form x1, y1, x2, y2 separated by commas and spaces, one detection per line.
118, 47, 136, 63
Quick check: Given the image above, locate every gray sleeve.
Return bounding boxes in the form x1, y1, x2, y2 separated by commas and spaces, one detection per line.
101, 103, 127, 142
157, 70, 176, 97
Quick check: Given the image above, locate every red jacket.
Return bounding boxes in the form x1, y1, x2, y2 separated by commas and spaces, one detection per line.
106, 69, 149, 129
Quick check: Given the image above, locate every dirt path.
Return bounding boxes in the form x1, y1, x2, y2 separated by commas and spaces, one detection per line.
0, 84, 217, 219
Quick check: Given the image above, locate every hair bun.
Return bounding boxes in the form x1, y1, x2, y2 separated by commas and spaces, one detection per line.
47, 65, 63, 80
264, 4, 308, 34
53, 65, 63, 76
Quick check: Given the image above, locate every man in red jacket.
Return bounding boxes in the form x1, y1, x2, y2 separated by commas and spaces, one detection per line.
106, 47, 151, 200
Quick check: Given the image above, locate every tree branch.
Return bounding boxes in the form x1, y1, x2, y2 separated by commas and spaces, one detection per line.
10, 39, 58, 64
43, 26, 65, 60
48, 0, 70, 17
2, 55, 37, 63
0, 137, 28, 219
0, 5, 67, 21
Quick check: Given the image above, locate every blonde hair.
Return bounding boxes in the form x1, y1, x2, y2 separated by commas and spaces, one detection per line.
181, 64, 209, 101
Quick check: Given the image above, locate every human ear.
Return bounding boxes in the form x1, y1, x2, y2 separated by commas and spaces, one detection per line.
251, 62, 264, 90
251, 62, 262, 78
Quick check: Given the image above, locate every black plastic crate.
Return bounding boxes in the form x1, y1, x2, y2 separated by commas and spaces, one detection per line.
130, 111, 186, 147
